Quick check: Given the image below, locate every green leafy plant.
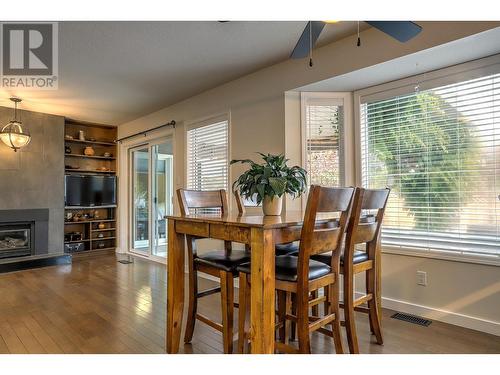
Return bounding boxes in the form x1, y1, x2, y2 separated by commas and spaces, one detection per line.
231, 153, 307, 205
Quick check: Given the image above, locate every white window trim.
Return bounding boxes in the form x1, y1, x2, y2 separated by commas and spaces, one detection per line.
184, 112, 231, 200
300, 92, 354, 206
353, 54, 500, 267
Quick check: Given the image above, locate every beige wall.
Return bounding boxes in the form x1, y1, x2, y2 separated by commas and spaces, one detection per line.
118, 21, 500, 334
381, 254, 499, 326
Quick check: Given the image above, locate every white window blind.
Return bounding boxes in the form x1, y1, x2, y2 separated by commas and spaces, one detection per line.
360, 73, 500, 262
187, 120, 229, 192
305, 101, 343, 187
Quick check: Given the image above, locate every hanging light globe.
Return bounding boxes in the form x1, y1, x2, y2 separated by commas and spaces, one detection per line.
0, 98, 31, 152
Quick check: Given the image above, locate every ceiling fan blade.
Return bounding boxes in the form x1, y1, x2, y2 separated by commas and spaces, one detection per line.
290, 21, 326, 59
365, 21, 422, 43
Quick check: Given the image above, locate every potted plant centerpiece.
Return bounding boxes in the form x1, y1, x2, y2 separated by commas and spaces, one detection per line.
231, 153, 307, 216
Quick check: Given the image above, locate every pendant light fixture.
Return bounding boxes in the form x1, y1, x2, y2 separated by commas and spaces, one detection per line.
0, 97, 31, 152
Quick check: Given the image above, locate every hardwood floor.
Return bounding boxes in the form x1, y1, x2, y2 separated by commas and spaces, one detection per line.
0, 253, 498, 354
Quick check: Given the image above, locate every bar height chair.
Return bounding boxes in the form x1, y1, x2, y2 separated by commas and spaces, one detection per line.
314, 187, 390, 353
178, 189, 251, 354
237, 185, 355, 353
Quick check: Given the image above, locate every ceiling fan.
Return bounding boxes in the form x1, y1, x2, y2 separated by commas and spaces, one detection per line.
291, 21, 423, 66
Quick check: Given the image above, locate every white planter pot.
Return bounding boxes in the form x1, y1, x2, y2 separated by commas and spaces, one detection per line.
262, 196, 283, 216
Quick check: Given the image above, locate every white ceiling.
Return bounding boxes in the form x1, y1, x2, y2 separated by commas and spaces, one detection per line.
0, 21, 367, 125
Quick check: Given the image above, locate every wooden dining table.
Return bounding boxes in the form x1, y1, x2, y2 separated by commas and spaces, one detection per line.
165, 210, 339, 354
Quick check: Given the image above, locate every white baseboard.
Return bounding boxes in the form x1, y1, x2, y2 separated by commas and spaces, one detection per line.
376, 294, 500, 336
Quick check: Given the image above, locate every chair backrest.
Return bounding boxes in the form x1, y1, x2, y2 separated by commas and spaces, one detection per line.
177, 189, 228, 216
234, 189, 245, 215
296, 185, 355, 285
344, 187, 390, 262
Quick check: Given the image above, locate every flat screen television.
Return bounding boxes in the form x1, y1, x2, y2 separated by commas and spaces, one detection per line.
65, 175, 117, 207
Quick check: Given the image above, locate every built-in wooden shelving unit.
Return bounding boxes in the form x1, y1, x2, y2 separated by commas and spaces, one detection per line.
64, 119, 118, 257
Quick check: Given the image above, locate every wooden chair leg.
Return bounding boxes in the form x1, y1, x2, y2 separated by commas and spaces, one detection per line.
276, 291, 292, 345
220, 271, 234, 354
328, 283, 344, 354
184, 266, 198, 343
323, 286, 329, 316
277, 290, 286, 343
311, 290, 319, 316
284, 292, 291, 345
297, 292, 311, 354
365, 273, 375, 334
290, 293, 297, 341
376, 240, 383, 323
237, 273, 249, 353
344, 270, 359, 354
367, 267, 383, 345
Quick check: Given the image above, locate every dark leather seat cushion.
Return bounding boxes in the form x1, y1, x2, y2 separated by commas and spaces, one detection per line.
312, 251, 368, 266
275, 242, 299, 256
195, 250, 250, 272
237, 255, 331, 282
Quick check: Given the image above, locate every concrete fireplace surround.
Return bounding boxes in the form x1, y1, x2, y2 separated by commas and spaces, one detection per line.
0, 105, 66, 265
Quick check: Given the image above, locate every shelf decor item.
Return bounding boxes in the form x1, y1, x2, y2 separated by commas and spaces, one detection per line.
98, 222, 106, 229
0, 98, 31, 152
78, 130, 85, 141
84, 146, 95, 156
231, 153, 307, 216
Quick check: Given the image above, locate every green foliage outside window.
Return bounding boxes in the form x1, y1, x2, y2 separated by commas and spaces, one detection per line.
367, 92, 478, 230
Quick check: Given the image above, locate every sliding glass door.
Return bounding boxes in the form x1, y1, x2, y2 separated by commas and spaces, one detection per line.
130, 137, 173, 259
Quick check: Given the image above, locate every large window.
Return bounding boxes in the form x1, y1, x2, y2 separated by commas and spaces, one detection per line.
187, 118, 229, 192
360, 72, 500, 263
303, 94, 348, 187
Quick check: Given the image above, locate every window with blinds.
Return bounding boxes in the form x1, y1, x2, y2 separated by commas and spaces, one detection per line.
187, 120, 229, 193
360, 73, 500, 262
305, 101, 343, 187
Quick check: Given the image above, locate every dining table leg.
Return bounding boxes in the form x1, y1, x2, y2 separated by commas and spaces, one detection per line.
166, 219, 185, 354
249, 227, 276, 354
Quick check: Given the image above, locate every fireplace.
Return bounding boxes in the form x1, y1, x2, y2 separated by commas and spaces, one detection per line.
0, 209, 49, 260
0, 223, 33, 259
